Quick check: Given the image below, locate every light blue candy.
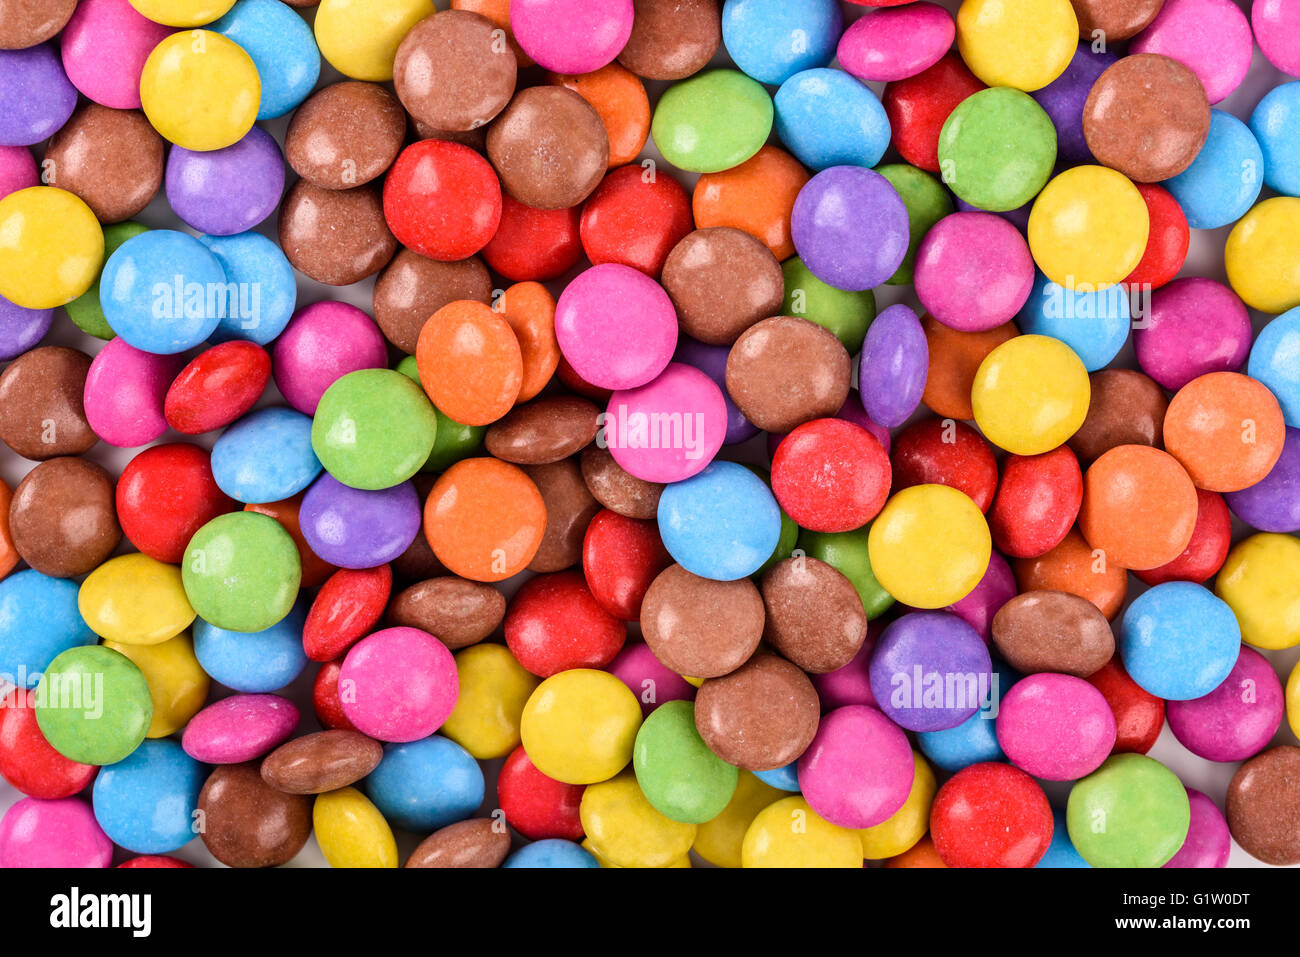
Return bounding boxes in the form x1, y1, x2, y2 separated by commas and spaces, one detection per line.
1249, 81, 1300, 198
1035, 808, 1090, 868
1163, 110, 1263, 230
503, 839, 600, 869
101, 230, 227, 355
92, 739, 205, 854
917, 660, 1016, 772
1018, 271, 1130, 371
365, 735, 484, 832
774, 68, 891, 170
754, 761, 800, 791
1121, 581, 1240, 701
193, 600, 308, 691
212, 0, 320, 119
197, 232, 297, 345
212, 407, 321, 504
658, 461, 782, 581
721, 0, 841, 86
0, 570, 96, 688
1249, 307, 1300, 427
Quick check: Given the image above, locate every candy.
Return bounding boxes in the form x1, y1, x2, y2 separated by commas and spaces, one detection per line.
312, 0, 434, 82
772, 419, 890, 532
384, 140, 501, 261
1121, 581, 1241, 699
1226, 198, 1300, 314
303, 566, 391, 663
883, 52, 985, 173
741, 795, 862, 868
389, 578, 504, 652
139, 31, 259, 152
791, 165, 908, 292
1135, 277, 1251, 391
916, 213, 1035, 331
406, 818, 511, 868
43, 103, 163, 226
956, 0, 1077, 91
774, 69, 891, 171
506, 571, 626, 677
579, 166, 691, 277
726, 316, 850, 432
582, 447, 664, 519
1226, 746, 1300, 865
280, 180, 396, 285
523, 460, 601, 572
425, 458, 546, 581
930, 762, 1053, 867
199, 233, 296, 345
868, 484, 991, 609
1029, 166, 1148, 290
550, 64, 651, 169
634, 700, 738, 824
1216, 533, 1300, 650
0, 0, 77, 47
9, 459, 118, 579
1226, 428, 1300, 533
210, 408, 318, 505
488, 86, 608, 209
721, 0, 839, 86
194, 601, 307, 692
1163, 788, 1230, 869
1163, 372, 1285, 493
1254, 0, 1300, 76
311, 370, 437, 493
988, 447, 1083, 558
36, 645, 152, 765
639, 564, 763, 679
0, 688, 96, 799
198, 762, 312, 867
313, 786, 398, 868
92, 738, 204, 854
0, 45, 77, 148
1125, 183, 1190, 288
971, 334, 1091, 456
1079, 445, 1198, 570
365, 734, 482, 832
100, 230, 225, 353
482, 199, 582, 284
441, 643, 538, 759
211, 0, 319, 120
938, 88, 1056, 214
1085, 657, 1165, 754
503, 838, 600, 868
1248, 308, 1300, 427
285, 82, 405, 190
798, 704, 912, 829
183, 511, 302, 633
1015, 528, 1128, 619
992, 589, 1115, 676
261, 730, 383, 794
859, 304, 927, 428
1069, 369, 1168, 461
520, 668, 641, 785
1130, 0, 1250, 104
693, 654, 819, 771
997, 674, 1116, 780
1068, 753, 1190, 867
870, 612, 992, 732
105, 632, 209, 738
0, 797, 112, 869
657, 461, 782, 581
0, 187, 102, 310
618, 0, 719, 79
760, 557, 867, 672
651, 69, 773, 174
1166, 644, 1283, 764
166, 127, 285, 236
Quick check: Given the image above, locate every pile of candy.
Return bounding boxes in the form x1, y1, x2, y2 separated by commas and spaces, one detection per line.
0, 0, 1299, 870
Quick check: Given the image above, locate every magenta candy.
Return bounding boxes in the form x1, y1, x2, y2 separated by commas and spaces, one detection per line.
996, 673, 1116, 781
944, 550, 1017, 644
181, 694, 301, 764
606, 642, 696, 718
510, 0, 634, 75
0, 797, 112, 868
1131, 0, 1252, 103
339, 627, 459, 742
60, 0, 173, 111
1166, 645, 1284, 763
1135, 278, 1252, 391
272, 302, 389, 415
810, 619, 881, 711
0, 146, 37, 200
1254, 0, 1300, 77
796, 704, 914, 829
836, 2, 955, 83
84, 338, 184, 448
915, 212, 1035, 332
1164, 788, 1231, 868
604, 362, 727, 483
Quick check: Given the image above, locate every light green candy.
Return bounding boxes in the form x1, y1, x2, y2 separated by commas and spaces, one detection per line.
652, 69, 773, 174
312, 368, 438, 490
782, 257, 876, 354
798, 527, 895, 620
35, 645, 153, 765
937, 87, 1057, 213
634, 700, 738, 824
876, 164, 954, 286
1067, 754, 1191, 868
65, 220, 149, 339
182, 512, 301, 634
396, 355, 486, 471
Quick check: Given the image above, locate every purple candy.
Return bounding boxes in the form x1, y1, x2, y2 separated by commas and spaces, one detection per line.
300, 474, 422, 569
1224, 426, 1300, 532
672, 335, 759, 445
791, 166, 909, 291
860, 303, 928, 427
1164, 788, 1231, 869
810, 619, 881, 710
1166, 644, 1284, 762
945, 550, 1017, 643
869, 611, 993, 732
0, 294, 53, 360
0, 45, 77, 147
1030, 43, 1117, 165
165, 126, 286, 236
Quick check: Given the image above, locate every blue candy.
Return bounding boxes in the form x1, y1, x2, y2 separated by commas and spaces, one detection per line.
211, 0, 321, 119
503, 839, 600, 869
774, 68, 890, 170
0, 570, 96, 688
92, 739, 205, 854
365, 735, 485, 832
211, 407, 321, 504
1249, 307, 1300, 427
721, 0, 841, 86
1121, 581, 1241, 701
754, 761, 800, 791
1035, 808, 1090, 868
1163, 110, 1263, 230
1249, 81, 1300, 198
197, 232, 297, 345
1018, 271, 1130, 371
193, 600, 308, 692
657, 461, 782, 581
917, 660, 1016, 772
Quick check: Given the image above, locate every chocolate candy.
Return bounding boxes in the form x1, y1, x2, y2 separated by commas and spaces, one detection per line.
285, 81, 407, 190
1226, 745, 1300, 865
278, 180, 397, 286
694, 654, 820, 770
640, 563, 765, 678
661, 227, 785, 345
405, 817, 511, 868
618, 0, 721, 80
487, 86, 610, 210
372, 250, 492, 354
524, 458, 602, 573
485, 397, 600, 465
388, 576, 506, 649
725, 316, 851, 432
580, 446, 665, 519
394, 10, 516, 133
9, 457, 120, 579
43, 103, 163, 224
0, 0, 77, 49
1068, 368, 1169, 462
760, 557, 868, 674
992, 589, 1116, 677
260, 730, 384, 795
1070, 0, 1166, 40
197, 762, 313, 868
0, 346, 96, 460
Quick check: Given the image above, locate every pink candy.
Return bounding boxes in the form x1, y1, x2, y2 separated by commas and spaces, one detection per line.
0, 797, 112, 868
797, 704, 914, 829
84, 338, 184, 448
605, 362, 726, 483
915, 212, 1034, 332
181, 694, 301, 764
1164, 788, 1231, 869
944, 551, 1018, 644
809, 620, 880, 710
1254, 0, 1300, 77
606, 642, 696, 718
1131, 0, 1252, 103
1167, 645, 1285, 763
836, 2, 955, 83
1136, 277, 1252, 391
272, 302, 389, 415
996, 674, 1116, 781
61, 0, 173, 111
510, 0, 634, 75
0, 147, 37, 201
339, 627, 459, 743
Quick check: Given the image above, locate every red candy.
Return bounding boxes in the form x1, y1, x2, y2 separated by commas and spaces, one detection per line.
312, 660, 358, 732
556, 354, 613, 402
988, 446, 1083, 558
504, 570, 627, 677
771, 418, 891, 533
1133, 488, 1231, 586
116, 443, 238, 564
164, 341, 271, 435
581, 509, 672, 621
1085, 657, 1166, 755
497, 745, 585, 841
579, 165, 693, 278
303, 565, 393, 663
929, 762, 1054, 868
1123, 184, 1190, 291
882, 52, 985, 173
383, 140, 503, 261
890, 417, 998, 512
481, 194, 584, 281
118, 856, 194, 868
0, 689, 97, 799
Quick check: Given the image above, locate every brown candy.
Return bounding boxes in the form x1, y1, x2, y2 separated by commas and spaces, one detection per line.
725, 316, 851, 433
991, 589, 1116, 677
640, 563, 765, 679
389, 576, 506, 649
394, 10, 516, 133
1069, 0, 1165, 41
661, 227, 785, 345
260, 730, 384, 795
197, 763, 313, 868
760, 557, 866, 674
618, 0, 722, 81
1226, 746, 1300, 866
414, 122, 490, 152
392, 474, 446, 582
372, 250, 493, 353
694, 654, 820, 771
486, 86, 609, 210
9, 457, 120, 579
0, 346, 96, 461
404, 817, 511, 868
485, 397, 600, 465
43, 104, 164, 224
1068, 368, 1169, 462
0, 0, 76, 49
285, 82, 407, 190
580, 446, 664, 520
1083, 54, 1210, 183
524, 458, 601, 573
278, 180, 397, 286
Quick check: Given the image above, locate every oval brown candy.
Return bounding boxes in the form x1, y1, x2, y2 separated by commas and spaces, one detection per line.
486, 86, 609, 210
1068, 368, 1169, 462
372, 250, 493, 353
278, 180, 396, 286
725, 316, 851, 433
694, 654, 819, 770
641, 563, 765, 678
9, 457, 120, 579
394, 10, 516, 133
285, 81, 408, 190
1226, 745, 1300, 866
0, 346, 96, 461
524, 458, 601, 573
197, 762, 313, 868
260, 730, 384, 795
0, 0, 77, 49
405, 817, 511, 868
991, 589, 1116, 677
618, 0, 721, 81
662, 227, 785, 345
1069, 0, 1165, 41
760, 557, 866, 674
485, 396, 600, 465
580, 446, 664, 520
43, 103, 163, 224
389, 576, 506, 649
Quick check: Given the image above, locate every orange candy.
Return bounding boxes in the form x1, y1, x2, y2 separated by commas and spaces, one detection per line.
887, 835, 947, 868
692, 145, 809, 261
450, 0, 534, 66
1013, 528, 1128, 620
0, 479, 17, 581
1078, 445, 1198, 571
549, 64, 650, 168
496, 281, 560, 402
424, 457, 546, 581
417, 300, 524, 427
245, 495, 336, 589
921, 316, 1019, 421
1162, 372, 1286, 493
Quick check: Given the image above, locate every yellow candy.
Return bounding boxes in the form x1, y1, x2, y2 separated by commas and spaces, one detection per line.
313, 787, 398, 868
956, 0, 1078, 92
520, 668, 642, 785
858, 751, 936, 859
1287, 660, 1300, 741
0, 187, 103, 309
972, 334, 1091, 455
1225, 197, 1300, 314
79, 553, 196, 646
741, 796, 863, 868
1215, 533, 1300, 650
128, 0, 236, 27
141, 31, 260, 151
693, 771, 785, 868
582, 838, 691, 868
579, 771, 697, 868
314, 0, 436, 82
440, 643, 539, 759
105, 632, 209, 738
868, 484, 991, 609
683, 675, 704, 688
1028, 166, 1149, 290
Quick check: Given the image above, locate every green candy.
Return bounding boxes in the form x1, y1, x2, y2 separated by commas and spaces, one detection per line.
183, 512, 302, 633
781, 257, 876, 354
396, 355, 485, 471
652, 69, 773, 174
937, 87, 1057, 213
35, 645, 152, 765
876, 164, 954, 285
1067, 754, 1191, 868
798, 527, 894, 619
65, 220, 149, 339
312, 368, 438, 490
633, 701, 738, 824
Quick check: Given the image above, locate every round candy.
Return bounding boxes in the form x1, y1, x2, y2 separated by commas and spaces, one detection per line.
300, 475, 421, 569
488, 86, 609, 209
693, 145, 809, 261
140, 31, 258, 152
505, 571, 626, 677
1216, 533, 1300, 651
1084, 656, 1165, 754
1018, 275, 1129, 373
550, 63, 650, 169
791, 165, 908, 292
1135, 277, 1251, 392
417, 301, 524, 427
440, 643, 538, 759
1125, 183, 1190, 289
971, 334, 1091, 455
339, 627, 457, 744
1228, 746, 1300, 865
0, 798, 111, 869
211, 0, 320, 119
105, 632, 209, 739
774, 69, 890, 171
1069, 369, 1168, 462
1163, 788, 1230, 869
0, 187, 103, 310
0, 45, 77, 148
651, 69, 773, 174
278, 182, 395, 286
1079, 445, 1198, 570
938, 88, 1057, 213
634, 700, 738, 824
0, 570, 96, 687
641, 563, 764, 679
193, 233, 295, 346
424, 458, 546, 581
1252, 82, 1300, 198
183, 511, 302, 633
992, 589, 1115, 676
741, 795, 862, 868
365, 734, 483, 832
0, 688, 97, 799
193, 601, 307, 692
1131, 0, 1251, 104
383, 140, 501, 261
497, 745, 585, 841
580, 166, 690, 278
721, 0, 839, 86
0, 347, 93, 459
989, 446, 1083, 558
955, 0, 1077, 91
1121, 581, 1240, 700
285, 81, 406, 191
930, 762, 1053, 867
797, 705, 913, 829
36, 645, 152, 765
916, 212, 1035, 330
870, 612, 993, 732
583, 508, 672, 620
601, 363, 726, 484
312, 369, 437, 490
1029, 42, 1115, 167
1164, 110, 1262, 230
198, 761, 312, 867
1255, 0, 1300, 76
78, 553, 194, 647
617, 0, 719, 79
838, 3, 952, 83
695, 654, 819, 771
726, 316, 850, 433
92, 738, 203, 853
212, 408, 319, 504
510, 0, 632, 74
1167, 645, 1283, 763
1164, 372, 1285, 492
520, 668, 641, 785
1226, 427, 1300, 533
771, 418, 890, 532
1067, 753, 1190, 867
657, 461, 782, 582
1028, 166, 1148, 290
869, 484, 991, 609
272, 304, 386, 417
1226, 198, 1300, 315
101, 230, 226, 354
482, 197, 583, 283
312, 0, 435, 82
166, 127, 285, 237
118, 445, 236, 567
761, 556, 868, 673
0, 0, 77, 47
503, 838, 599, 868
997, 674, 1116, 780
43, 103, 163, 225
10, 458, 120, 579
61, 0, 171, 111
